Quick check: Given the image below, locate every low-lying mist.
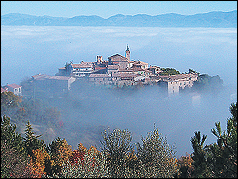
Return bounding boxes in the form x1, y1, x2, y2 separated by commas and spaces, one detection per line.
1, 25, 237, 157
44, 80, 236, 157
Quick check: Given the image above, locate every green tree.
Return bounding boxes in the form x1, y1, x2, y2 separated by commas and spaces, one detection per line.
191, 102, 237, 178
136, 127, 178, 178
24, 120, 45, 157
190, 131, 211, 177
159, 68, 180, 76
1, 115, 25, 154
101, 128, 133, 178
209, 102, 237, 177
176, 153, 194, 178
192, 74, 223, 92
1, 115, 33, 178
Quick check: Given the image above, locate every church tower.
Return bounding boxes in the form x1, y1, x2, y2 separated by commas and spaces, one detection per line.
125, 44, 130, 61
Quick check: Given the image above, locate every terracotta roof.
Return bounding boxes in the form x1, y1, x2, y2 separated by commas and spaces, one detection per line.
108, 54, 128, 61
160, 73, 198, 82
148, 66, 160, 69
1, 87, 8, 93
32, 74, 51, 80
32, 74, 72, 81
118, 69, 133, 73
89, 74, 111, 78
95, 66, 107, 70
71, 64, 92, 68
109, 54, 124, 58
133, 61, 148, 65
6, 83, 22, 88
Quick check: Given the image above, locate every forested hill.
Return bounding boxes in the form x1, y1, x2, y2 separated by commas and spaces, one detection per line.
1, 10, 237, 27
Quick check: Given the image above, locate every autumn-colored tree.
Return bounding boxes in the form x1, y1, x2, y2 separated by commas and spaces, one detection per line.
1, 141, 34, 178
29, 148, 50, 178
57, 144, 109, 178
69, 143, 87, 165
47, 137, 73, 176
176, 152, 194, 178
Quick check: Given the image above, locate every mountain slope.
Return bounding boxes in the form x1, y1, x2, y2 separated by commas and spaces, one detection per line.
1, 10, 237, 27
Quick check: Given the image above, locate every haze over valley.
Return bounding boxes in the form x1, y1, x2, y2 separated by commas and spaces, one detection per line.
1, 17, 237, 157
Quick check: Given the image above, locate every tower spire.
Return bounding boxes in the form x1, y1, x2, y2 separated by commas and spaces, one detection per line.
126, 44, 129, 51
125, 44, 130, 61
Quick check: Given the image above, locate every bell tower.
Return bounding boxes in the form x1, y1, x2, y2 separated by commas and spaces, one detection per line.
125, 44, 130, 61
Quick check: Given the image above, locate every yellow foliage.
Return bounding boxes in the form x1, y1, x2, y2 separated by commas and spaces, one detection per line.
29, 149, 50, 178
78, 143, 87, 153
88, 145, 100, 156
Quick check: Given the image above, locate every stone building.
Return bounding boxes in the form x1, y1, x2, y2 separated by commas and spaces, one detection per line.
2, 83, 22, 96
158, 73, 198, 95
31, 74, 76, 98
88, 74, 112, 85
148, 65, 163, 74
56, 61, 94, 77
108, 54, 130, 70
132, 60, 149, 70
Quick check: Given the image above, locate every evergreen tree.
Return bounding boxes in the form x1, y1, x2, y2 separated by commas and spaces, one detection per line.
1, 115, 25, 154
209, 102, 237, 177
190, 131, 211, 177
1, 115, 33, 178
191, 102, 237, 178
23, 120, 45, 157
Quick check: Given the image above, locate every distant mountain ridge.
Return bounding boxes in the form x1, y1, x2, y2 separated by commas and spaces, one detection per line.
1, 10, 237, 27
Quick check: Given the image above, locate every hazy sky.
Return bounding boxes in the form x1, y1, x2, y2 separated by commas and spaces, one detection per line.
1, 1, 237, 18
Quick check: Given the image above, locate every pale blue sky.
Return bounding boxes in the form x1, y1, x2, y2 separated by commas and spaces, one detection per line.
1, 1, 237, 18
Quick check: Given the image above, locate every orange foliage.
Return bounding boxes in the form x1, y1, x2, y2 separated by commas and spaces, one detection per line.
179, 152, 194, 168
177, 152, 194, 178
29, 149, 50, 178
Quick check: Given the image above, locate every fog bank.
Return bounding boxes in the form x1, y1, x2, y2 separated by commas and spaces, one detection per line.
1, 26, 237, 156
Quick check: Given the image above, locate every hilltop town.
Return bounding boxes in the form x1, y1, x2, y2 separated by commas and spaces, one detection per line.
2, 45, 199, 97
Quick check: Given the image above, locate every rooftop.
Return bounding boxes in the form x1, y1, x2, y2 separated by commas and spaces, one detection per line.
6, 83, 22, 88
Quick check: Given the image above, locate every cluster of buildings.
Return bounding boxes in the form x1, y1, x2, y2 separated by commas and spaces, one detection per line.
1, 45, 198, 97
55, 45, 198, 94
